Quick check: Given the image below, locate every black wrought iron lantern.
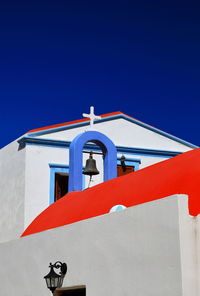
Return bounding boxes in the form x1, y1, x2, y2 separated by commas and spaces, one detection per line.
44, 261, 67, 294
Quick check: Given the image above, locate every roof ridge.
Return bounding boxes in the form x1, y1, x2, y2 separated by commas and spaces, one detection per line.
27, 111, 123, 134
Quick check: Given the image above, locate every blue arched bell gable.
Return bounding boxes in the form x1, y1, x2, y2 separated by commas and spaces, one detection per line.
68, 131, 117, 192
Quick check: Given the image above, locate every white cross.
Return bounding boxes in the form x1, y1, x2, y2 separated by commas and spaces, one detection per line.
82, 106, 101, 129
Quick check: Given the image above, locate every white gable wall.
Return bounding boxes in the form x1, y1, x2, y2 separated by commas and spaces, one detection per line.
35, 118, 192, 152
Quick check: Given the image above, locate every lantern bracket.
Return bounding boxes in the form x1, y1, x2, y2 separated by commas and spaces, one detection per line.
49, 261, 67, 276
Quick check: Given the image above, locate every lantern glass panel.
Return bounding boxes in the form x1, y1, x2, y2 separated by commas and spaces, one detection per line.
58, 277, 63, 288
51, 277, 60, 288
51, 278, 55, 287
45, 278, 51, 288
55, 277, 59, 288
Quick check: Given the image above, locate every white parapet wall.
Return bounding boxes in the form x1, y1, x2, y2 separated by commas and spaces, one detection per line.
0, 140, 25, 242
0, 194, 197, 296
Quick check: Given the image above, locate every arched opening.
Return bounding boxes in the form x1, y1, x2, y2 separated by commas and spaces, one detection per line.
68, 131, 117, 192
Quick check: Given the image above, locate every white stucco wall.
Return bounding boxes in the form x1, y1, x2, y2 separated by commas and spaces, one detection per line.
23, 143, 174, 229
24, 144, 69, 228
0, 194, 192, 296
0, 140, 25, 242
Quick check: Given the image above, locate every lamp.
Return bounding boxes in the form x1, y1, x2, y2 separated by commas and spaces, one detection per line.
44, 261, 67, 294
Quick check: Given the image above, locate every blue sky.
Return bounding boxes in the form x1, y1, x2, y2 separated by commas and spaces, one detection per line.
0, 1, 200, 147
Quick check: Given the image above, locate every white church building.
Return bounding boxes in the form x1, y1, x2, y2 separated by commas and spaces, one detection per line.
0, 107, 199, 296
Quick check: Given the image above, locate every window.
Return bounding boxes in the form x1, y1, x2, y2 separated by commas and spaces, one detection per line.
54, 173, 69, 201
117, 156, 141, 177
117, 164, 135, 177
49, 164, 70, 205
49, 164, 85, 205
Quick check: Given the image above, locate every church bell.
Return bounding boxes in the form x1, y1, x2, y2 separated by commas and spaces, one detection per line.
83, 152, 100, 176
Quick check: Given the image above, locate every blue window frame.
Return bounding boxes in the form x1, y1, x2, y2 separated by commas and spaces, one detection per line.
49, 164, 70, 205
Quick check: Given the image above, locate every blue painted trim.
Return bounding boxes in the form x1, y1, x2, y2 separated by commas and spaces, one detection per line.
49, 165, 69, 205
18, 137, 71, 149
49, 163, 70, 169
116, 146, 180, 157
68, 131, 117, 192
26, 113, 198, 149
18, 136, 185, 158
49, 163, 86, 204
117, 156, 141, 163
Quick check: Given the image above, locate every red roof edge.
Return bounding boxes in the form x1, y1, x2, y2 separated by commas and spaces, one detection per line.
27, 111, 123, 134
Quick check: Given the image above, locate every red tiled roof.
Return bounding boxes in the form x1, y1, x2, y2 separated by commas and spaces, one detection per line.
22, 148, 200, 237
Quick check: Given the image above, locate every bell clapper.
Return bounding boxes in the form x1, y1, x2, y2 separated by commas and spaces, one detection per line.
88, 175, 93, 188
